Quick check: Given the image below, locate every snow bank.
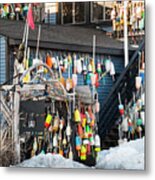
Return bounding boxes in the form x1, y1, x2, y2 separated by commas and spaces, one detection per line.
17, 138, 144, 169
96, 138, 145, 170
17, 153, 88, 168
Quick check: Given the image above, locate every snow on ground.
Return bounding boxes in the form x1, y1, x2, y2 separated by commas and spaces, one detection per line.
16, 138, 144, 169
16, 153, 88, 168
96, 138, 145, 170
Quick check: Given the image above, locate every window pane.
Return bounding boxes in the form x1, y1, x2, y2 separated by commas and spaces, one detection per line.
62, 2, 73, 24
105, 1, 113, 20
92, 2, 104, 21
75, 2, 85, 23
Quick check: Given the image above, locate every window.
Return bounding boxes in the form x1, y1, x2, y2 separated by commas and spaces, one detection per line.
62, 2, 73, 24
44, 3, 58, 24
61, 2, 86, 24
75, 2, 85, 23
104, 1, 113, 20
91, 1, 113, 22
91, 1, 104, 22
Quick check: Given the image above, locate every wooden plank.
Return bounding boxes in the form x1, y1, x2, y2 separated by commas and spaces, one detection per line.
13, 91, 20, 164
16, 84, 46, 92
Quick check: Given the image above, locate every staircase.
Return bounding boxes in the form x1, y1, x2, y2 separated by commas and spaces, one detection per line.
98, 39, 145, 148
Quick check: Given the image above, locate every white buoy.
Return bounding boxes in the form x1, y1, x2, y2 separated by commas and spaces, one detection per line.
135, 76, 142, 90
105, 59, 111, 72
110, 61, 115, 76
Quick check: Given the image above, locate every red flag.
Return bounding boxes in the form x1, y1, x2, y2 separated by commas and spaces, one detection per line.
27, 4, 35, 30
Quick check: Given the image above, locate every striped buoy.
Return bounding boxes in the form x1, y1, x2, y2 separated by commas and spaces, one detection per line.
118, 104, 124, 115
75, 135, 82, 151
44, 114, 52, 128
94, 134, 101, 152
80, 145, 87, 161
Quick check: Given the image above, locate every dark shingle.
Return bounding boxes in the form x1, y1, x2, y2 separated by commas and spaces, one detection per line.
0, 19, 134, 55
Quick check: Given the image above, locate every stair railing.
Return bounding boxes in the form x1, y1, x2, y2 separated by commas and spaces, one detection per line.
99, 39, 145, 138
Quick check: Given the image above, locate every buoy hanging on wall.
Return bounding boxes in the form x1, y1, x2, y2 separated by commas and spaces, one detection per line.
72, 74, 78, 88
46, 54, 53, 68
44, 114, 52, 128
94, 134, 101, 152
74, 108, 81, 123
135, 76, 142, 90
118, 104, 125, 115
105, 59, 111, 72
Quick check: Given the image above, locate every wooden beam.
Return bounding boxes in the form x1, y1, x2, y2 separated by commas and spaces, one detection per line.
13, 91, 20, 164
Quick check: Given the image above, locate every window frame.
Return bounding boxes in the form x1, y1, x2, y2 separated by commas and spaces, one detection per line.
91, 1, 113, 23
61, 2, 86, 25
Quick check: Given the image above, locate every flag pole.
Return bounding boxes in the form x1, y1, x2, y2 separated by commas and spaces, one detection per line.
124, 0, 129, 67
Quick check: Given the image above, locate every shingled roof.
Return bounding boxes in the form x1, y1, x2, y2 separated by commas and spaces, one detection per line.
0, 19, 135, 55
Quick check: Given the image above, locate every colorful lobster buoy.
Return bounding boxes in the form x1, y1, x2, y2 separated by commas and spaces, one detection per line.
52, 113, 59, 132
32, 137, 38, 156
69, 146, 73, 160
83, 61, 87, 75
86, 124, 90, 134
118, 104, 124, 115
68, 54, 72, 64
81, 112, 87, 128
80, 145, 87, 161
64, 58, 68, 71
44, 114, 53, 128
90, 119, 95, 128
72, 74, 78, 88
75, 135, 82, 151
95, 101, 100, 113
139, 69, 145, 85
77, 124, 83, 137
140, 111, 145, 125
88, 63, 93, 73
83, 133, 89, 145
110, 61, 115, 80
53, 133, 58, 148
66, 78, 73, 91
97, 61, 102, 74
59, 147, 64, 156
136, 118, 142, 126
90, 59, 95, 73
66, 123, 71, 137
128, 118, 133, 133
94, 134, 101, 152
74, 108, 81, 123
89, 134, 95, 146
86, 73, 91, 85
62, 132, 67, 147
135, 76, 142, 90
105, 59, 111, 72
94, 72, 99, 88
91, 73, 96, 86
85, 111, 91, 124
76, 59, 82, 74
46, 54, 53, 68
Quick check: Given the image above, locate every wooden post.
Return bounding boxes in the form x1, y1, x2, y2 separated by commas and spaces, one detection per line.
13, 90, 20, 164
93, 35, 96, 66
0, 91, 2, 164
